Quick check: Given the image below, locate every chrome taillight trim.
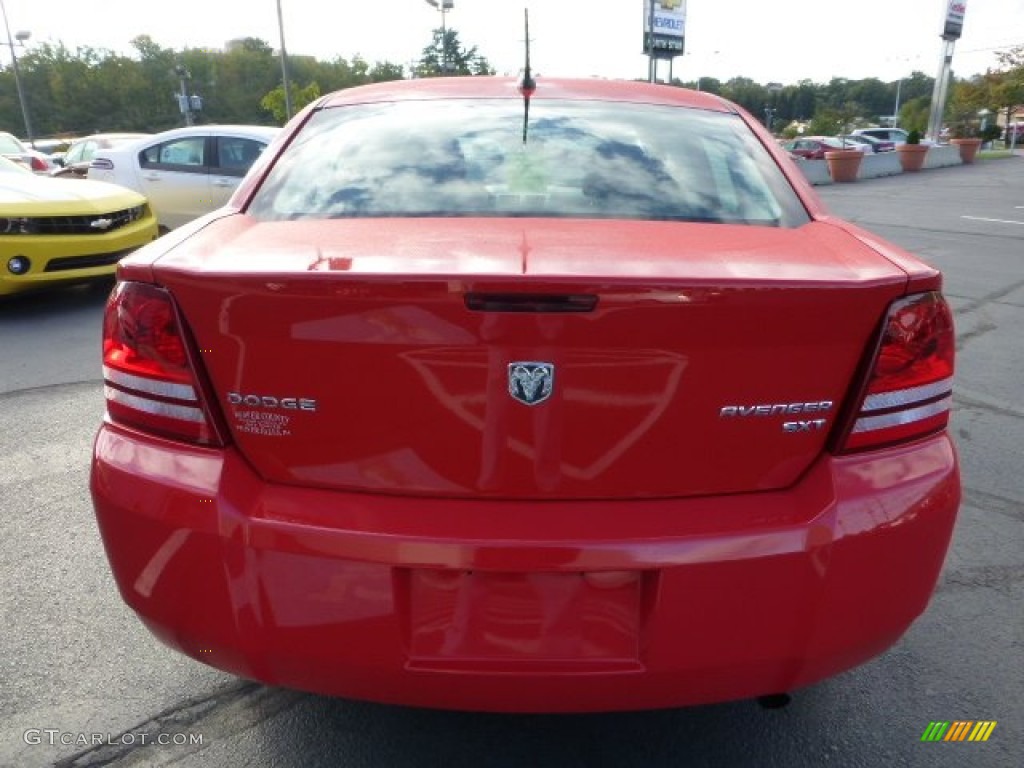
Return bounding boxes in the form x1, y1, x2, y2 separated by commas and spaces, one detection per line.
861, 377, 954, 412
851, 394, 952, 434
105, 386, 206, 424
103, 365, 197, 402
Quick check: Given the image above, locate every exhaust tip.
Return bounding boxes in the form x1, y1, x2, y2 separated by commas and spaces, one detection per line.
757, 693, 792, 710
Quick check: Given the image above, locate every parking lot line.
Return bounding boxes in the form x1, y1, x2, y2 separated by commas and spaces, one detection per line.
961, 215, 1024, 225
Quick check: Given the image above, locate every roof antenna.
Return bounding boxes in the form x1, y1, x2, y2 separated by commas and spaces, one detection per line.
517, 8, 536, 144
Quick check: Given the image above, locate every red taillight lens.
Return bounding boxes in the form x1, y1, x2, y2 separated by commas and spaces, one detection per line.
102, 282, 221, 445
840, 292, 954, 452
30, 156, 48, 172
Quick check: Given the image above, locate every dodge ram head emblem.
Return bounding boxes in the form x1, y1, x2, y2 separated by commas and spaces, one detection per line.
508, 362, 554, 406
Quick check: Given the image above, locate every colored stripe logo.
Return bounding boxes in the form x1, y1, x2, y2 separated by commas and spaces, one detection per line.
921, 721, 997, 742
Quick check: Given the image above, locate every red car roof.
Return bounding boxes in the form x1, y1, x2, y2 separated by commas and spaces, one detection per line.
320, 77, 736, 112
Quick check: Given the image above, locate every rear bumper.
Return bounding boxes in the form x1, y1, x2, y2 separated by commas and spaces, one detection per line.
91, 424, 959, 712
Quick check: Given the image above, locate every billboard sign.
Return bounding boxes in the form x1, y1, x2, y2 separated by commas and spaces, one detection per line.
643, 0, 687, 58
942, 1, 966, 41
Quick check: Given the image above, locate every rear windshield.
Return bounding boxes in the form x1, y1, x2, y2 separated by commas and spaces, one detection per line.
248, 99, 809, 227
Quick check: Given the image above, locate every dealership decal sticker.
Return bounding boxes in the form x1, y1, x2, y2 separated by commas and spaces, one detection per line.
920, 721, 997, 742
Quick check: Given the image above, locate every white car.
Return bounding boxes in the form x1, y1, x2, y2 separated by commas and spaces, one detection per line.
851, 128, 937, 147
851, 128, 910, 145
0, 131, 55, 173
87, 125, 280, 231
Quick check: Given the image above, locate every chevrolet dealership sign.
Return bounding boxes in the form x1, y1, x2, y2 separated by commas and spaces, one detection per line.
942, 1, 966, 41
643, 0, 687, 57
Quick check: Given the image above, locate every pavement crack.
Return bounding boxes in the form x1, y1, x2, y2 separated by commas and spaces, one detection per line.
0, 379, 103, 401
952, 388, 1024, 421
961, 486, 1024, 524
954, 318, 998, 351
937, 563, 1024, 595
953, 277, 1024, 316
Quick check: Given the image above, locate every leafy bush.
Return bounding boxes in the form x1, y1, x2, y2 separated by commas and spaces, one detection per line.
906, 130, 922, 145
980, 124, 1002, 143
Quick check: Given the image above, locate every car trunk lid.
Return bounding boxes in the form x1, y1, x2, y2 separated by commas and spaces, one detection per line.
153, 216, 908, 499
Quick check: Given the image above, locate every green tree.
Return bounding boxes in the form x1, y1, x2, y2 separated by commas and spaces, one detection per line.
947, 77, 989, 137
129, 35, 181, 130
806, 102, 863, 140
208, 39, 280, 124
416, 28, 494, 77
988, 47, 1024, 143
898, 71, 935, 104
369, 61, 406, 83
898, 96, 931, 135
720, 77, 768, 116
261, 81, 322, 123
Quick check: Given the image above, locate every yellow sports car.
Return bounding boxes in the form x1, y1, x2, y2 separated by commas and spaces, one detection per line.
1, 157, 158, 296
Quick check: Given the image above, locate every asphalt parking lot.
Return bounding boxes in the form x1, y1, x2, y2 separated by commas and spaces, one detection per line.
1, 156, 1021, 767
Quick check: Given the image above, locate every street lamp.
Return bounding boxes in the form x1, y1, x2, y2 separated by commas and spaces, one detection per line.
425, 0, 454, 74
0, 0, 33, 146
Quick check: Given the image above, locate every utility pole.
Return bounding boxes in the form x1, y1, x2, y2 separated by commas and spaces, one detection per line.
175, 65, 194, 126
1, 1, 33, 146
276, 0, 292, 120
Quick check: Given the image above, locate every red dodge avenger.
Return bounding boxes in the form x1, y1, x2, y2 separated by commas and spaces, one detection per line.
91, 76, 959, 713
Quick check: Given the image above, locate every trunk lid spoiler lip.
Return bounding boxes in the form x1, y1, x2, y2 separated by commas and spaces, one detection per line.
141, 215, 912, 291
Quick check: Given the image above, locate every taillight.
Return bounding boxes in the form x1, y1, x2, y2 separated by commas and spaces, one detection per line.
30, 156, 48, 172
102, 282, 222, 445
839, 292, 954, 452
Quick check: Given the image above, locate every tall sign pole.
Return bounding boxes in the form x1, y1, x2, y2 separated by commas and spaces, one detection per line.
643, 0, 686, 84
926, 1, 967, 142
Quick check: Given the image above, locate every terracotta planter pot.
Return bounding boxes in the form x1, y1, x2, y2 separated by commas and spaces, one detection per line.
824, 149, 863, 183
896, 144, 928, 172
950, 138, 983, 164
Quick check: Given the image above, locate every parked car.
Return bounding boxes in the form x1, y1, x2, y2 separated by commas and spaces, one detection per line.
834, 136, 873, 155
30, 137, 73, 160
0, 131, 55, 173
0, 155, 30, 175
87, 125, 279, 231
782, 136, 853, 159
52, 133, 150, 179
91, 77, 959, 713
840, 134, 896, 153
1, 159, 158, 296
852, 127, 910, 145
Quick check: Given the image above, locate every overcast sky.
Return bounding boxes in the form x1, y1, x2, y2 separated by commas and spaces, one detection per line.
5, 1, 1023, 86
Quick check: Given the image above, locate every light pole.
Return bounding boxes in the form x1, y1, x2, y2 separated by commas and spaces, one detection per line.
885, 55, 920, 128
425, 0, 454, 74
275, 0, 292, 120
892, 77, 902, 128
1, 0, 33, 146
